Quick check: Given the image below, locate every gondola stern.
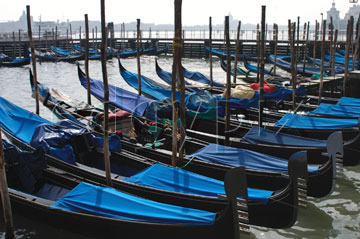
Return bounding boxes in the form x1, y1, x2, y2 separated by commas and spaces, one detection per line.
224, 166, 250, 236
288, 151, 308, 209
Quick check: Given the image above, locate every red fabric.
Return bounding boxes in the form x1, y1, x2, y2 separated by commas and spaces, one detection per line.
250, 81, 276, 94
100, 110, 131, 122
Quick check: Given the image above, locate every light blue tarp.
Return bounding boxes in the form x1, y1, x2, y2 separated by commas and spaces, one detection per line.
307, 103, 360, 118
336, 97, 360, 107
79, 71, 154, 116
74, 45, 98, 54
274, 113, 358, 129
124, 163, 273, 205
242, 126, 327, 147
51, 181, 216, 225
185, 144, 319, 173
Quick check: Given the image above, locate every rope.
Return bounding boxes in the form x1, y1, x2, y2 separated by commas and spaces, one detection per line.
177, 156, 195, 169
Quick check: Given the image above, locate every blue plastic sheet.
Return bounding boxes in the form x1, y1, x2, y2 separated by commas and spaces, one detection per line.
120, 66, 182, 100
336, 97, 360, 107
185, 144, 319, 174
51, 182, 216, 225
124, 163, 273, 205
79, 72, 154, 116
0, 96, 51, 144
275, 113, 358, 129
307, 103, 360, 118
242, 126, 327, 147
183, 67, 224, 87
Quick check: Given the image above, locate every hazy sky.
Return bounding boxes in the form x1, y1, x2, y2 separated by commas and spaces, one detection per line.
0, 0, 357, 26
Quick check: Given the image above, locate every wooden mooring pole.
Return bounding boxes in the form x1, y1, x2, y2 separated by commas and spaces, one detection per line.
100, 0, 112, 187
27, 5, 39, 116
233, 21, 241, 84
18, 30, 21, 57
136, 19, 142, 96
224, 16, 231, 145
332, 29, 338, 76
273, 23, 278, 76
258, 6, 266, 127
209, 16, 213, 88
343, 17, 353, 97
313, 20, 318, 67
84, 14, 92, 105
0, 129, 15, 239
318, 20, 327, 105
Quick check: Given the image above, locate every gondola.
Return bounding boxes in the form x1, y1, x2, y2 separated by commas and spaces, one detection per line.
155, 58, 225, 89
35, 70, 341, 199
267, 55, 344, 77
34, 49, 85, 62
0, 55, 30, 67
2, 139, 248, 238
204, 46, 258, 61
0, 94, 308, 229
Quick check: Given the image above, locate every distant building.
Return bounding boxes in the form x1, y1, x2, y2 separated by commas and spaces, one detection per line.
326, 1, 341, 29
326, 1, 360, 30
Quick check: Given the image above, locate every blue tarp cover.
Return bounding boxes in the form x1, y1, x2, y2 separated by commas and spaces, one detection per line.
275, 113, 358, 129
79, 72, 154, 116
51, 181, 216, 225
183, 67, 224, 88
0, 96, 51, 144
307, 103, 360, 118
120, 66, 182, 100
124, 163, 273, 205
336, 97, 360, 107
242, 126, 327, 147
185, 144, 319, 173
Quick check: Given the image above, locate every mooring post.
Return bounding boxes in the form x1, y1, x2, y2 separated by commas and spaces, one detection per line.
84, 14, 91, 105
209, 16, 213, 88
38, 25, 41, 64
313, 20, 318, 67
136, 19, 142, 96
258, 6, 266, 127
318, 20, 327, 105
225, 16, 231, 145
0, 129, 15, 239
256, 23, 260, 82
70, 24, 74, 51
18, 29, 21, 57
100, 0, 112, 187
273, 23, 278, 76
302, 21, 310, 76
233, 21, 242, 84
12, 32, 16, 58
332, 29, 338, 76
289, 22, 297, 111
27, 5, 39, 116
174, 0, 185, 162
343, 17, 353, 97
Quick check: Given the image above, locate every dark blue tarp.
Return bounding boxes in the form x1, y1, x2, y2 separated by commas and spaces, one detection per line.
51, 181, 216, 225
123, 163, 273, 205
185, 144, 319, 173
242, 126, 327, 147
3, 140, 47, 193
79, 72, 154, 116
336, 97, 360, 107
30, 120, 122, 164
307, 103, 360, 118
274, 113, 358, 129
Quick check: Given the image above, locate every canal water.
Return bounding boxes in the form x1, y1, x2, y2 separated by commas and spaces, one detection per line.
0, 56, 359, 238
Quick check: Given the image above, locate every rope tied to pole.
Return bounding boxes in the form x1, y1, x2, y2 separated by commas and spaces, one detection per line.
172, 37, 182, 52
